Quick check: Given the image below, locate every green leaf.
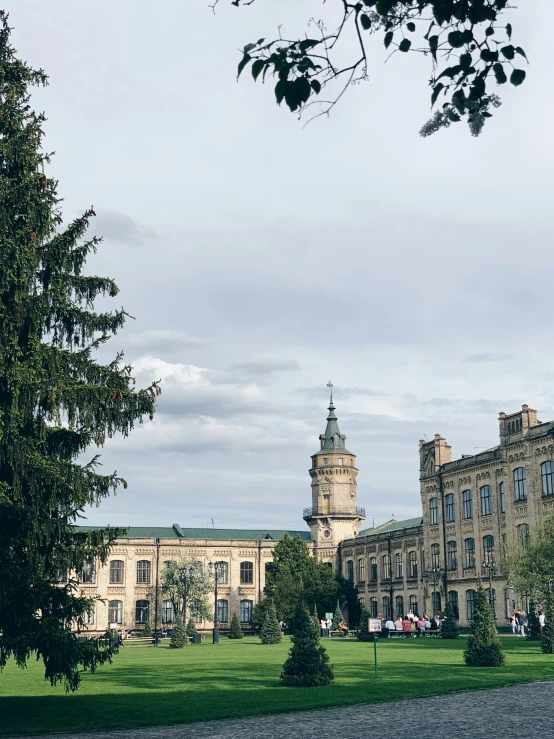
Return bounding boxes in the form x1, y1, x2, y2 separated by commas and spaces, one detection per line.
460, 52, 472, 69
360, 14, 372, 30
493, 63, 507, 85
251, 60, 265, 82
257, 38, 266, 45
299, 39, 320, 51
448, 31, 465, 49
237, 53, 251, 79
407, 22, 416, 32
480, 49, 498, 63
485, 27, 494, 37
515, 47, 528, 61
501, 45, 515, 60
243, 43, 256, 54
510, 69, 526, 86
431, 82, 444, 106
275, 79, 288, 105
384, 31, 394, 49
399, 38, 411, 53
428, 34, 439, 61
310, 79, 321, 94
506, 23, 512, 40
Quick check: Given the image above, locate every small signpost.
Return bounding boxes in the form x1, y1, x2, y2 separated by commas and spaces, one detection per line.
368, 618, 382, 677
325, 613, 333, 641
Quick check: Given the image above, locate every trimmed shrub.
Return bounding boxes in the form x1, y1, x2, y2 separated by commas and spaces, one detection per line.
541, 595, 554, 654
228, 613, 244, 640
281, 605, 334, 687
357, 606, 372, 642
526, 602, 541, 641
170, 618, 187, 648
440, 602, 460, 639
186, 619, 197, 637
260, 602, 282, 644
331, 601, 343, 630
464, 584, 504, 667
142, 621, 152, 638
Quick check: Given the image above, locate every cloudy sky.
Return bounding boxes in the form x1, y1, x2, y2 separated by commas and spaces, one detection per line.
12, 1, 554, 531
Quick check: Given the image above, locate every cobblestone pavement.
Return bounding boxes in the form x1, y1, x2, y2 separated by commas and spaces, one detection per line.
8, 681, 554, 739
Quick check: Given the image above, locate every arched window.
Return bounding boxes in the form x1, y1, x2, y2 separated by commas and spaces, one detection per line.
382, 555, 391, 580
462, 489, 473, 519
395, 553, 403, 578
215, 561, 229, 584
81, 560, 96, 584
240, 599, 253, 623
217, 599, 228, 624
108, 600, 122, 624
409, 594, 418, 615
483, 535, 495, 560
480, 485, 492, 516
542, 461, 554, 497
409, 551, 418, 578
445, 493, 455, 522
429, 497, 438, 525
240, 561, 253, 584
432, 591, 441, 614
464, 538, 475, 568
346, 560, 354, 583
135, 600, 150, 624
466, 589, 475, 620
109, 560, 124, 584
382, 596, 391, 620
162, 600, 175, 624
448, 590, 459, 619
357, 558, 366, 582
447, 541, 457, 570
370, 598, 378, 618
431, 543, 440, 568
136, 560, 151, 584
517, 524, 529, 548
395, 595, 404, 619
369, 557, 378, 581
513, 467, 527, 501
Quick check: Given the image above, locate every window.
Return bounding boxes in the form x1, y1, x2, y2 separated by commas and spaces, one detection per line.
429, 497, 438, 525
215, 561, 229, 584
486, 588, 497, 618
81, 560, 96, 584
239, 599, 253, 623
447, 541, 457, 571
382, 596, 391, 620
240, 561, 253, 584
323, 458, 328, 466
369, 557, 378, 581
108, 600, 123, 624
431, 543, 440, 568
163, 560, 174, 569
357, 558, 366, 582
499, 481, 505, 513
217, 599, 228, 624
135, 600, 149, 624
370, 598, 378, 618
542, 461, 554, 497
409, 551, 418, 578
161, 600, 175, 624
395, 595, 404, 619
513, 467, 527, 501
409, 594, 418, 615
466, 589, 475, 620
56, 569, 67, 583
462, 489, 473, 519
347, 560, 354, 583
480, 485, 492, 516
358, 596, 365, 607
483, 535, 495, 560
395, 553, 403, 578
382, 555, 391, 580
432, 592, 441, 614
191, 608, 203, 623
136, 560, 151, 584
445, 493, 455, 523
448, 591, 459, 619
464, 538, 475, 568
84, 605, 95, 625
338, 458, 343, 466
517, 524, 529, 548
109, 560, 124, 584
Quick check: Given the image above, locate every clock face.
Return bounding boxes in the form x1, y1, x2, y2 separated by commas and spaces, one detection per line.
323, 529, 331, 538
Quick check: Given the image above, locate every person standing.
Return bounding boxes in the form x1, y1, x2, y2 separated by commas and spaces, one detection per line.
539, 610, 546, 630
510, 611, 517, 635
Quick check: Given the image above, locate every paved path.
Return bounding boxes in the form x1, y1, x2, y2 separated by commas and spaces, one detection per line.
8, 681, 554, 739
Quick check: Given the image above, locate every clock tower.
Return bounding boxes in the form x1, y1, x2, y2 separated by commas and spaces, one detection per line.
303, 385, 365, 566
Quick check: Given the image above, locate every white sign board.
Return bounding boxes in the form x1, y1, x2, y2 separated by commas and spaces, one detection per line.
368, 618, 382, 633
109, 623, 118, 630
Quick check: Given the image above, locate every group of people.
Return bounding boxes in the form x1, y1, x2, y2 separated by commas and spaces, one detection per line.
510, 609, 546, 636
383, 610, 442, 637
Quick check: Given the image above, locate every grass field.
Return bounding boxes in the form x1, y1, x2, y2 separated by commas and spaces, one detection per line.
1, 636, 553, 735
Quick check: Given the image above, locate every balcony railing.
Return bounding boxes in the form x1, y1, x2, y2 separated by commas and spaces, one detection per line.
303, 506, 366, 519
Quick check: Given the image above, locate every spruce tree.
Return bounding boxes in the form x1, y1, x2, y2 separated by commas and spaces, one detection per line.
142, 621, 152, 638
540, 595, 554, 655
186, 618, 197, 637
440, 602, 460, 640
331, 601, 343, 630
0, 15, 158, 690
463, 584, 504, 667
356, 606, 372, 642
526, 602, 541, 642
228, 613, 244, 639
169, 619, 187, 649
281, 605, 334, 687
260, 602, 282, 644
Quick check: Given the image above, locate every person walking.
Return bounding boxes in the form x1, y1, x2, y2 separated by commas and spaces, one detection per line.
510, 611, 517, 635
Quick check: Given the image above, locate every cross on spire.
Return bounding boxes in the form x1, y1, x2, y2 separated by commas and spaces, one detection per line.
327, 380, 333, 404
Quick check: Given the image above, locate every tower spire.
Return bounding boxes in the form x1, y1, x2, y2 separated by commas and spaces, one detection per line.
327, 380, 333, 405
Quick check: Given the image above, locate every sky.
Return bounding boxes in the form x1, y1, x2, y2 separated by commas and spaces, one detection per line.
10, 1, 554, 531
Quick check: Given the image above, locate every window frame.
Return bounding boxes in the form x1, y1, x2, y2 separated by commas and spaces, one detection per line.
447, 540, 457, 571
462, 489, 473, 520
431, 543, 440, 569
541, 461, 554, 497
357, 557, 366, 583
108, 599, 123, 624
395, 595, 404, 619
162, 599, 175, 624
370, 597, 378, 618
109, 559, 124, 585
135, 599, 150, 624
445, 493, 455, 523
382, 554, 391, 581
215, 561, 229, 584
513, 467, 527, 501
409, 551, 418, 578
136, 560, 151, 585
429, 497, 438, 525
217, 598, 229, 624
480, 485, 492, 516
382, 596, 391, 620
369, 557, 378, 581
395, 552, 403, 578
483, 534, 495, 561
499, 481, 505, 513
81, 559, 96, 584
466, 589, 475, 620
448, 590, 459, 619
239, 599, 253, 623
346, 559, 354, 583
464, 538, 475, 569
239, 561, 254, 585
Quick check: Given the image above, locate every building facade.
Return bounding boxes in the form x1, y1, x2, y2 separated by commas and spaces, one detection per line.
77, 398, 554, 633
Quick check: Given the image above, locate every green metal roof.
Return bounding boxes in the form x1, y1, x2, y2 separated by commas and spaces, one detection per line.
75, 525, 311, 542
315, 394, 354, 456
359, 516, 422, 537
77, 526, 181, 539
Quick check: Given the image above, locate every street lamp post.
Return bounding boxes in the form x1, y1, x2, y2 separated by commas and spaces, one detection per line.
482, 556, 496, 615
425, 566, 443, 616
208, 561, 224, 644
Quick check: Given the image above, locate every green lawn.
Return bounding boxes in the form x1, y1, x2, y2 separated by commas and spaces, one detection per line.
1, 637, 553, 735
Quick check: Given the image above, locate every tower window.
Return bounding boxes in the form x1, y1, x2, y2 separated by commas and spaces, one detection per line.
323, 458, 328, 466
338, 458, 343, 466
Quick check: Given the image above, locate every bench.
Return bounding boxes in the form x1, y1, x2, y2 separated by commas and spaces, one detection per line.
329, 630, 355, 638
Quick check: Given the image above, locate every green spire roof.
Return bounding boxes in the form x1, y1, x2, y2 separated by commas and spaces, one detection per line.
316, 389, 353, 455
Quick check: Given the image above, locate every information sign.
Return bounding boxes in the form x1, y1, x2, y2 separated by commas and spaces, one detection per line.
325, 613, 333, 620
368, 618, 382, 633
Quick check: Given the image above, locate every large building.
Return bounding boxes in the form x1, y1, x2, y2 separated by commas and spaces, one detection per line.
77, 396, 554, 633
